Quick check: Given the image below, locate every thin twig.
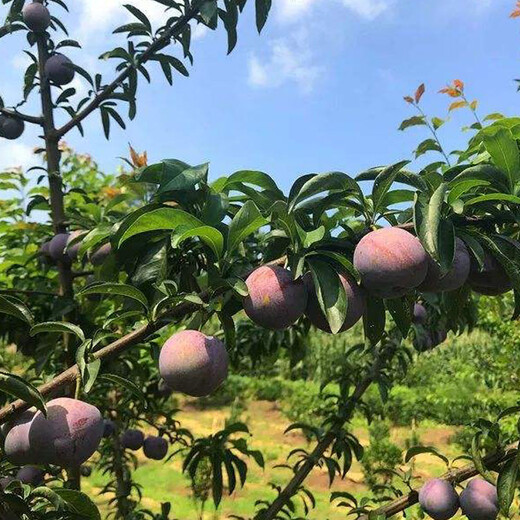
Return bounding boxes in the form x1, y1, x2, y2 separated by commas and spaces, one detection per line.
0, 107, 43, 125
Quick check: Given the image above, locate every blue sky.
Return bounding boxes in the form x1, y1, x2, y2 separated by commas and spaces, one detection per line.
0, 0, 518, 194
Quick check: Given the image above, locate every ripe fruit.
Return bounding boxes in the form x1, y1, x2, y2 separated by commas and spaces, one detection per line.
103, 419, 116, 438
243, 265, 308, 330
304, 272, 365, 333
30, 398, 103, 466
0, 114, 25, 140
159, 330, 228, 397
460, 478, 498, 520
419, 478, 459, 520
66, 230, 85, 261
16, 466, 44, 486
143, 436, 168, 460
121, 429, 144, 450
22, 2, 51, 32
91, 243, 112, 266
48, 233, 71, 265
419, 238, 470, 293
353, 228, 428, 299
413, 303, 427, 325
44, 54, 75, 86
3, 408, 38, 465
0, 476, 14, 490
468, 251, 512, 296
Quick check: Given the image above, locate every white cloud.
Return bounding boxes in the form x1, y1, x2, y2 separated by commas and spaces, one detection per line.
0, 141, 35, 171
248, 31, 323, 94
341, 0, 390, 19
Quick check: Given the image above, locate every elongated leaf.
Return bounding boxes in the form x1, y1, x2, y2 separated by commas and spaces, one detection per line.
465, 193, 520, 206
372, 161, 410, 215
0, 371, 46, 415
363, 295, 385, 346
219, 170, 284, 199
404, 446, 449, 466
481, 127, 520, 189
53, 489, 101, 520
30, 321, 85, 342
98, 373, 147, 405
255, 0, 271, 32
497, 456, 519, 516
157, 163, 208, 194
78, 282, 148, 309
0, 295, 33, 324
227, 200, 267, 253
171, 225, 224, 259
386, 296, 412, 338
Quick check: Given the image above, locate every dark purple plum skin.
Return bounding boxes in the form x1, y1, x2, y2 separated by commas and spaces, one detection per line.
44, 54, 75, 86
304, 272, 365, 333
243, 265, 308, 330
48, 233, 71, 265
419, 478, 460, 520
460, 478, 498, 520
16, 466, 45, 486
413, 303, 428, 325
419, 238, 470, 293
121, 429, 144, 451
353, 228, 429, 299
103, 419, 116, 438
66, 230, 85, 261
3, 409, 39, 465
22, 3, 51, 32
468, 251, 512, 296
143, 436, 168, 460
0, 115, 25, 140
159, 330, 228, 397
91, 243, 112, 266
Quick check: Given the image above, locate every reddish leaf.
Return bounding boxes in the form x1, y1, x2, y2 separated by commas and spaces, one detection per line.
453, 79, 464, 91
414, 83, 425, 103
403, 96, 414, 104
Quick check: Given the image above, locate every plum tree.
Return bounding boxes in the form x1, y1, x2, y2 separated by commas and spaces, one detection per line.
3, 409, 38, 465
459, 478, 498, 520
48, 233, 71, 265
468, 250, 512, 296
418, 478, 459, 520
143, 436, 168, 460
304, 272, 365, 333
353, 228, 429, 299
413, 303, 428, 325
103, 419, 115, 438
243, 265, 308, 330
16, 466, 44, 486
121, 429, 144, 451
159, 330, 228, 397
90, 243, 112, 266
29, 398, 103, 466
0, 114, 25, 140
44, 54, 75, 86
22, 2, 51, 32
419, 238, 470, 293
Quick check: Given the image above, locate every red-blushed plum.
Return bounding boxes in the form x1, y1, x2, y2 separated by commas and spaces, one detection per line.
44, 54, 75, 86
15, 466, 44, 486
413, 303, 428, 325
303, 272, 365, 333
460, 478, 498, 520
419, 478, 459, 520
66, 230, 85, 261
29, 398, 103, 466
48, 233, 71, 265
419, 238, 470, 293
143, 436, 168, 460
0, 114, 25, 140
90, 243, 112, 266
22, 2, 51, 32
159, 330, 228, 397
3, 408, 39, 465
353, 228, 428, 299
243, 265, 307, 330
121, 429, 144, 451
103, 419, 116, 438
468, 251, 512, 296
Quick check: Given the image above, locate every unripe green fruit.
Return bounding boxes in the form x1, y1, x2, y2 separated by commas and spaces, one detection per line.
44, 54, 75, 86
16, 466, 44, 486
159, 330, 228, 397
143, 436, 168, 460
91, 243, 112, 266
354, 227, 428, 299
0, 114, 25, 140
419, 478, 459, 520
243, 265, 308, 330
304, 272, 365, 333
460, 478, 498, 520
22, 2, 51, 32
121, 429, 144, 450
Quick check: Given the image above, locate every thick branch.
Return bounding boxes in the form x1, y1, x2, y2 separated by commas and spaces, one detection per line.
55, 0, 205, 139
359, 442, 518, 519
0, 107, 43, 125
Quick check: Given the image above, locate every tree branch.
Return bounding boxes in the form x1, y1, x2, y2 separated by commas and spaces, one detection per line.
54, 0, 205, 139
358, 442, 518, 519
0, 107, 43, 125
0, 288, 58, 297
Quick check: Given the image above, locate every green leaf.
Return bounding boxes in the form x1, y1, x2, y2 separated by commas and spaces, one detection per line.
98, 373, 147, 406
465, 193, 520, 206
171, 225, 224, 259
481, 127, 520, 190
0, 295, 33, 325
53, 489, 101, 520
83, 359, 101, 394
372, 161, 410, 215
363, 295, 385, 346
78, 282, 148, 309
255, 0, 272, 32
398, 115, 426, 131
386, 296, 412, 338
30, 321, 85, 342
218, 170, 283, 199
447, 179, 490, 206
227, 200, 268, 254
404, 446, 449, 466
0, 372, 46, 415
497, 456, 519, 516
157, 163, 208, 194
444, 164, 509, 192
415, 138, 442, 159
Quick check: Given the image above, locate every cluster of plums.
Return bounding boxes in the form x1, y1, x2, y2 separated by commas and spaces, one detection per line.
103, 420, 169, 460
40, 231, 112, 267
242, 227, 512, 335
419, 477, 498, 520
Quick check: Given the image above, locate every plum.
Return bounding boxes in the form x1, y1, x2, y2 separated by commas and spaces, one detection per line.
3, 408, 39, 465
15, 466, 44, 486
143, 436, 168, 460
159, 330, 228, 397
121, 429, 144, 451
66, 230, 85, 261
468, 251, 512, 296
48, 233, 71, 265
0, 114, 25, 140
90, 243, 112, 266
304, 272, 365, 333
353, 228, 428, 299
44, 54, 75, 86
103, 419, 115, 438
0, 476, 15, 490
419, 238, 470, 293
243, 265, 308, 330
418, 478, 459, 520
29, 398, 103, 466
413, 303, 428, 325
22, 2, 51, 32
460, 478, 498, 520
